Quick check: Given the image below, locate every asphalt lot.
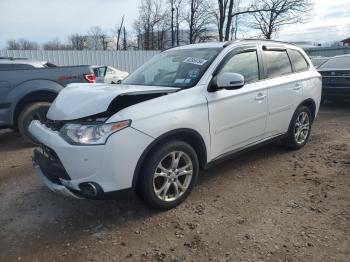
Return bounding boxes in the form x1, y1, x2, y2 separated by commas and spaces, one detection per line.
0, 104, 349, 262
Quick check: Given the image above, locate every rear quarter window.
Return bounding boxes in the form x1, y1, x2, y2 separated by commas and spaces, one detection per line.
288, 49, 309, 72
264, 50, 292, 78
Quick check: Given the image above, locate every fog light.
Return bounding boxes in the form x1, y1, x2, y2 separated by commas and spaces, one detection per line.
79, 182, 103, 198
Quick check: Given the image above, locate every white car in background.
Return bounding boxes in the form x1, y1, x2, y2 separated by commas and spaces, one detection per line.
93, 66, 129, 84
30, 40, 322, 210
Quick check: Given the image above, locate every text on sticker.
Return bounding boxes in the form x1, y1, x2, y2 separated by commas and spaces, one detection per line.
183, 57, 208, 66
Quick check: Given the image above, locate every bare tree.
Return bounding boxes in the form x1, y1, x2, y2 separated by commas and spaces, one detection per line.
6, 39, 21, 50
88, 26, 105, 50
123, 27, 128, 50
134, 0, 165, 50
17, 38, 39, 50
253, 0, 312, 39
100, 34, 110, 50
170, 0, 175, 47
175, 0, 184, 46
185, 0, 215, 44
217, 0, 271, 41
113, 15, 125, 50
43, 38, 71, 50
217, 0, 229, 42
69, 34, 87, 50
7, 39, 39, 50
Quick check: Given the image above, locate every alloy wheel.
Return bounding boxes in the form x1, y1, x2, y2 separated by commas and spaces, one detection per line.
294, 111, 310, 144
153, 151, 193, 202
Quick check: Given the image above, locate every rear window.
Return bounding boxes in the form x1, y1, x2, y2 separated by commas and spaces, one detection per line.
264, 50, 292, 78
288, 49, 308, 72
318, 56, 350, 69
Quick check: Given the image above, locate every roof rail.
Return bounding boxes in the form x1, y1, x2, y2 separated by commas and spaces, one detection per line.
223, 38, 290, 48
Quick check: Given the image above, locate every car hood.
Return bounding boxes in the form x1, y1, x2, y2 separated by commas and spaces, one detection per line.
47, 83, 179, 120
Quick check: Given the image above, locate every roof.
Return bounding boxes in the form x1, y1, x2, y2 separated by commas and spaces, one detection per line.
167, 39, 299, 51
0, 58, 48, 68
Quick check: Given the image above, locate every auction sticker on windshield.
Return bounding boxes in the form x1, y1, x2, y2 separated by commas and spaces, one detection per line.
184, 57, 208, 66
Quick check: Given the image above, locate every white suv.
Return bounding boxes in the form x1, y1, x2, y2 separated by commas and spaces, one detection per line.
30, 40, 322, 210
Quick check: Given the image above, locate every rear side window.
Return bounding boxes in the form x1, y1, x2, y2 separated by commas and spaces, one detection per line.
288, 49, 308, 72
220, 51, 260, 84
264, 50, 292, 78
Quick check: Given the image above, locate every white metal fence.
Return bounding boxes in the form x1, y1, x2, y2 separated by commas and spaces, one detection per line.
1, 46, 349, 73
303, 46, 350, 57
0, 50, 160, 73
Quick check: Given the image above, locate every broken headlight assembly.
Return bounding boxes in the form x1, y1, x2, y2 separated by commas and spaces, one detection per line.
59, 120, 131, 145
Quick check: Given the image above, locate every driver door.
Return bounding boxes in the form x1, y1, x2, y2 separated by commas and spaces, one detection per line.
205, 46, 268, 159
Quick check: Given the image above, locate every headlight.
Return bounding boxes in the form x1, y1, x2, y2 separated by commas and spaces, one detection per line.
60, 120, 131, 145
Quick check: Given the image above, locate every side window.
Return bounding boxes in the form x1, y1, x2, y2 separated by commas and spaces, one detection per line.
264, 50, 292, 78
288, 49, 309, 72
220, 51, 260, 84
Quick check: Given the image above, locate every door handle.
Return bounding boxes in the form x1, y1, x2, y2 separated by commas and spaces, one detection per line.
255, 93, 267, 101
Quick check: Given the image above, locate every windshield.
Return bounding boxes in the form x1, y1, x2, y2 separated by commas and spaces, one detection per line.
319, 56, 350, 69
123, 48, 222, 88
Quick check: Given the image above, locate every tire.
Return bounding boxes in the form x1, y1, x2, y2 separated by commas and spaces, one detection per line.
281, 105, 312, 150
137, 140, 199, 210
17, 102, 51, 145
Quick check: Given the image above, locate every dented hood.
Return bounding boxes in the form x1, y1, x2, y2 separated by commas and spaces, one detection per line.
47, 83, 179, 120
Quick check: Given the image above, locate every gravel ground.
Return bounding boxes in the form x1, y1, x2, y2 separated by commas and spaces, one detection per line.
0, 104, 349, 262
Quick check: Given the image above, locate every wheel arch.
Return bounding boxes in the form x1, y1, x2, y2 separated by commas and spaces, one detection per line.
132, 128, 208, 188
14, 90, 58, 126
299, 98, 316, 122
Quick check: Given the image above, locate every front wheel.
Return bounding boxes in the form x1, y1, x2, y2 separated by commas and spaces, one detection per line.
17, 102, 51, 145
282, 105, 312, 150
137, 140, 199, 210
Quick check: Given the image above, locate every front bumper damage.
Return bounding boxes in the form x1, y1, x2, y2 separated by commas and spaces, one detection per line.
32, 148, 82, 198
29, 120, 154, 199
33, 157, 82, 199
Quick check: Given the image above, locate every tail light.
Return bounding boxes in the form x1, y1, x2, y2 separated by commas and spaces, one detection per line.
84, 73, 96, 83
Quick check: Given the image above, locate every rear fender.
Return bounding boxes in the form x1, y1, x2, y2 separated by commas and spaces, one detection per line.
7, 80, 63, 126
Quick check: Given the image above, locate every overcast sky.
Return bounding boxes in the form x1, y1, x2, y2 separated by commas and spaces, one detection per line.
0, 0, 349, 48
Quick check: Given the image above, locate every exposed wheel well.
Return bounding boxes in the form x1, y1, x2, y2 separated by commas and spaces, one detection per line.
14, 90, 57, 126
300, 99, 316, 122
133, 129, 207, 188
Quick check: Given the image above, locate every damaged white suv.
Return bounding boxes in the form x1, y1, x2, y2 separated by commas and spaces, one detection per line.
30, 40, 322, 210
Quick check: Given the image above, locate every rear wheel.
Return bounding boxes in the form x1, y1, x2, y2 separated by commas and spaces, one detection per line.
17, 102, 51, 145
282, 105, 312, 150
137, 140, 199, 210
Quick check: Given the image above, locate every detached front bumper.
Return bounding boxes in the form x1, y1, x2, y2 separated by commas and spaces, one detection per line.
29, 120, 153, 198
32, 157, 81, 199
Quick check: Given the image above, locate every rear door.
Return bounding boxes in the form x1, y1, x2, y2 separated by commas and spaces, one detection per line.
206, 45, 268, 159
262, 46, 303, 136
93, 66, 107, 83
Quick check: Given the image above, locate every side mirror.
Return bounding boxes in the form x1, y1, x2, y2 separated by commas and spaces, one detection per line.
214, 72, 245, 90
